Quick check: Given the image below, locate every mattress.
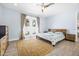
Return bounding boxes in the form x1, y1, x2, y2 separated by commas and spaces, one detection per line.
37, 32, 65, 45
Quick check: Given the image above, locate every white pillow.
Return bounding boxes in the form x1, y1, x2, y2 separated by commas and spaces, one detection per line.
47, 32, 54, 35
55, 32, 63, 34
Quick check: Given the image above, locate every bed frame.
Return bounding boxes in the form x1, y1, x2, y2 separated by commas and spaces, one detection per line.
48, 29, 67, 39
36, 29, 67, 46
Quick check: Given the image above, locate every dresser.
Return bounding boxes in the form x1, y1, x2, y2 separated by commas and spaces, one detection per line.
0, 26, 8, 56
66, 34, 75, 42
0, 35, 8, 56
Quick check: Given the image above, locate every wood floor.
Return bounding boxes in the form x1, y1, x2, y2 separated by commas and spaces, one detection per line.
4, 38, 79, 56
16, 38, 54, 56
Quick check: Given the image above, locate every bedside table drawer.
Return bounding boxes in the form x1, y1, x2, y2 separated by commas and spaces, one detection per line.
66, 34, 75, 41
67, 35, 75, 39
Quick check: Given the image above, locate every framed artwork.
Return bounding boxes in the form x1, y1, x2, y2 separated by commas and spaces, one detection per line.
32, 20, 36, 27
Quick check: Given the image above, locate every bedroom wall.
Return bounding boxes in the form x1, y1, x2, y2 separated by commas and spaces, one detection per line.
0, 6, 2, 21
77, 13, 79, 28
0, 6, 21, 41
46, 11, 77, 34
0, 6, 4, 24
39, 17, 47, 33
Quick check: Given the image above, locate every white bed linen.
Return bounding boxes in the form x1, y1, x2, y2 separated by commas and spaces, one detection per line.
37, 32, 65, 45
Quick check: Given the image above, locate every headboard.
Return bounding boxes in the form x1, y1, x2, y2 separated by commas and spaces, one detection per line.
48, 29, 67, 38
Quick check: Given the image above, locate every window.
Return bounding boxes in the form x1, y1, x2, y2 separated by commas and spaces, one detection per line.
23, 16, 38, 39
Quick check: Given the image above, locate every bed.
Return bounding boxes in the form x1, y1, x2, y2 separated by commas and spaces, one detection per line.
37, 29, 67, 45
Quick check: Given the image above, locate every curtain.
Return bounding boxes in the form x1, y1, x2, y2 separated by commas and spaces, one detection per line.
37, 17, 40, 33
20, 14, 26, 39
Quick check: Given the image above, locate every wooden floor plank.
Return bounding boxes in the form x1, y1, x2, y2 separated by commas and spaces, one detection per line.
16, 39, 53, 56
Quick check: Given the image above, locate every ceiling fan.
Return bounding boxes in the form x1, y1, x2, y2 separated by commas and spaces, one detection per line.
41, 3, 55, 12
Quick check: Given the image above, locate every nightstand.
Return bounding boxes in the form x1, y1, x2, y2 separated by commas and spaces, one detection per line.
66, 34, 76, 42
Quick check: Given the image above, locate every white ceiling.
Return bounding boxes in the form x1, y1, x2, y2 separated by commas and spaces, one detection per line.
1, 3, 79, 17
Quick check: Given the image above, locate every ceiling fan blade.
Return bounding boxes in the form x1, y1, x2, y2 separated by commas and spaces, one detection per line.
44, 3, 55, 8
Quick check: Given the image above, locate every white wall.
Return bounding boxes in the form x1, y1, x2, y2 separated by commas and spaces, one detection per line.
39, 17, 47, 32
0, 6, 2, 21
0, 6, 4, 24
46, 11, 76, 34
0, 6, 21, 41
77, 12, 79, 27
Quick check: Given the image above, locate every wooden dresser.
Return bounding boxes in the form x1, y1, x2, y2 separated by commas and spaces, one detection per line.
66, 34, 76, 42
0, 35, 8, 56
0, 26, 8, 56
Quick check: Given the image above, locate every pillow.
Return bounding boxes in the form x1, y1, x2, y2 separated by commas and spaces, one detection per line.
55, 32, 63, 34
47, 32, 52, 33
47, 32, 54, 35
